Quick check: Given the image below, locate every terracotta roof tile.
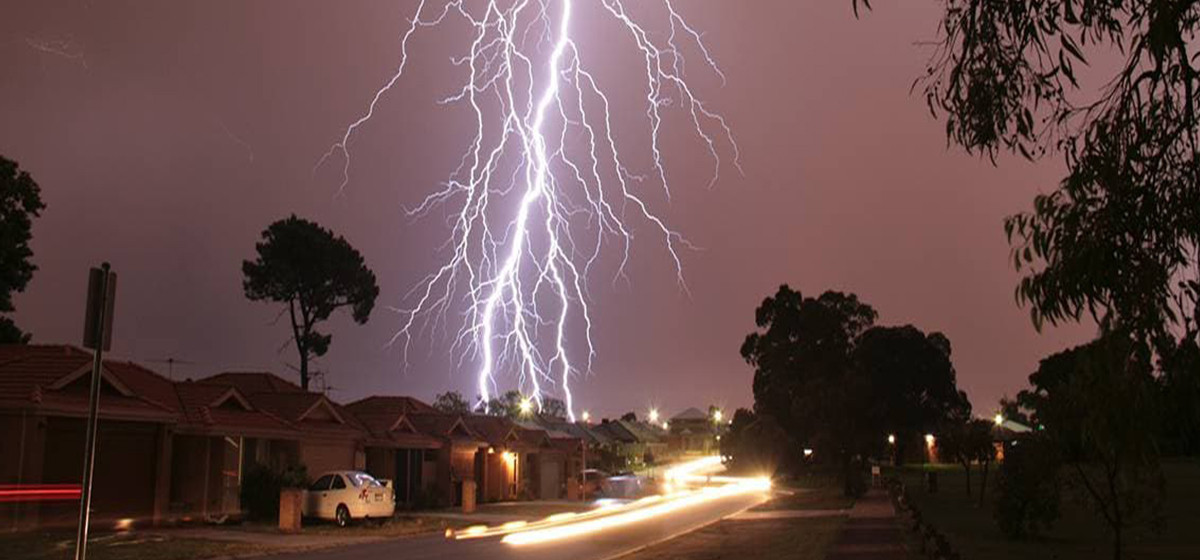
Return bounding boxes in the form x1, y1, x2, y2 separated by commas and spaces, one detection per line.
197, 372, 303, 395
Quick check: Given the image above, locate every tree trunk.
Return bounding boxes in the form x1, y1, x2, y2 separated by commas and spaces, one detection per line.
299, 351, 309, 391
1113, 524, 1122, 560
962, 460, 972, 498
978, 460, 990, 508
288, 299, 309, 391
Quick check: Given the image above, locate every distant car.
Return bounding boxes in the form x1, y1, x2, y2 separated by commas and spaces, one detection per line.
303, 471, 394, 527
605, 473, 647, 498
579, 469, 611, 497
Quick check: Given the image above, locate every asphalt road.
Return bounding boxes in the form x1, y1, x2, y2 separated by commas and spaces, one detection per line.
271, 490, 768, 560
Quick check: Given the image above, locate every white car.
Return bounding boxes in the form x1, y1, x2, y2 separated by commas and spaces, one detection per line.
303, 471, 395, 526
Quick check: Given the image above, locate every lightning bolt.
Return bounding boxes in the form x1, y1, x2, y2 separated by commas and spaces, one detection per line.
320, 0, 738, 421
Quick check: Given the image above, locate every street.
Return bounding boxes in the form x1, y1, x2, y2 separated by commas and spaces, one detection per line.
271, 489, 768, 560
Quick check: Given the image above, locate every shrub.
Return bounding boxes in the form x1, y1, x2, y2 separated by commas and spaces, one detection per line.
240, 463, 309, 520
993, 436, 1061, 539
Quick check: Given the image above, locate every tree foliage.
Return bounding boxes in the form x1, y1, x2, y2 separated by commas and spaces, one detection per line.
742, 285, 878, 455
0, 156, 45, 344
916, 0, 1200, 355
853, 325, 971, 446
433, 391, 471, 414
994, 433, 1063, 540
1020, 332, 1165, 559
938, 417, 996, 501
242, 215, 379, 390
721, 408, 789, 475
485, 390, 525, 419
541, 397, 567, 419
740, 285, 971, 485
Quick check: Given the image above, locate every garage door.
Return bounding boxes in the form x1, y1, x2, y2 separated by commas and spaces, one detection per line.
538, 457, 561, 499
43, 418, 158, 520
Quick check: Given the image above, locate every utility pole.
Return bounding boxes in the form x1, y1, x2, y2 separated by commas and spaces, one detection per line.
75, 263, 116, 560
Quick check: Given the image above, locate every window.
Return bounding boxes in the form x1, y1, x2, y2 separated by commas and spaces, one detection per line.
330, 475, 346, 490
347, 471, 381, 488
310, 475, 334, 491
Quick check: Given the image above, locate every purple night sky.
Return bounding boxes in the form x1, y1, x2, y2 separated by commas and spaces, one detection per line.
1, 1, 1095, 419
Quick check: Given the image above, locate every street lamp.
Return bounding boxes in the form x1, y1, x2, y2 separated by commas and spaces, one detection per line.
581, 410, 591, 423
925, 433, 935, 447
712, 409, 723, 423
519, 398, 533, 416
994, 413, 1004, 426
887, 434, 896, 445
648, 408, 660, 423
661, 421, 669, 430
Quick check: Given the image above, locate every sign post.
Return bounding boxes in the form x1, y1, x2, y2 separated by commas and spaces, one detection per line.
74, 263, 116, 560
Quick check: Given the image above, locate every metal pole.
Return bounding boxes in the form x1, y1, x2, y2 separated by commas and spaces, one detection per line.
580, 440, 587, 501
74, 263, 109, 560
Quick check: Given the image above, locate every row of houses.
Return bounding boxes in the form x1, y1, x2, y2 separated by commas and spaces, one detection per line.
0, 345, 727, 529
0, 345, 590, 528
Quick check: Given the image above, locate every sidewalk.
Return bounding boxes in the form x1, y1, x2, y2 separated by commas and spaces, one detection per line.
824, 488, 906, 560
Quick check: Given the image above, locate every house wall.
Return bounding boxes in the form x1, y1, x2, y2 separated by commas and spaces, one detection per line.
0, 412, 48, 529
364, 447, 395, 482
168, 435, 232, 517
537, 454, 563, 499
481, 452, 513, 502
300, 440, 358, 476
434, 444, 479, 506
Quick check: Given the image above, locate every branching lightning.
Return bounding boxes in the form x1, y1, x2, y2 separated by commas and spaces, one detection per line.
319, 0, 737, 420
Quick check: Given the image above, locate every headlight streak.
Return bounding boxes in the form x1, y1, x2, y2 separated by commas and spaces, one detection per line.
501, 477, 770, 546
445, 456, 771, 544
319, 0, 738, 419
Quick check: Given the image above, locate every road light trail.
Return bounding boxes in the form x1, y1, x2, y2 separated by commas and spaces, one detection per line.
319, 1, 737, 418
444, 456, 770, 545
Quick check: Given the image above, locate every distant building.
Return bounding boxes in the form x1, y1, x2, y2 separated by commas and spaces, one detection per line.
667, 407, 718, 454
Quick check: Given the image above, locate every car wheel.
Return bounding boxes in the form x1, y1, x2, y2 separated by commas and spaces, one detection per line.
335, 505, 351, 528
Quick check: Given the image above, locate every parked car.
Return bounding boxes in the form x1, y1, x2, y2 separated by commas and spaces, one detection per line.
303, 471, 394, 526
579, 468, 611, 497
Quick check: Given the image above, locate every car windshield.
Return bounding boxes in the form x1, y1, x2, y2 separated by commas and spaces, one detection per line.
347, 471, 381, 487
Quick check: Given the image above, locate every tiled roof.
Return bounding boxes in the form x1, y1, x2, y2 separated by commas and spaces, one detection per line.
592, 420, 638, 443
173, 381, 297, 437
0, 344, 92, 403
671, 407, 708, 421
408, 413, 482, 441
0, 344, 176, 421
198, 372, 304, 395
463, 415, 519, 447
345, 395, 437, 416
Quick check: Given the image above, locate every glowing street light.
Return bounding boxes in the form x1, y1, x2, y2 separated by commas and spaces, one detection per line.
519, 398, 533, 416
581, 411, 591, 423
648, 408, 660, 423
662, 421, 669, 430
712, 409, 723, 423
994, 413, 1005, 426
887, 434, 896, 445
925, 433, 936, 447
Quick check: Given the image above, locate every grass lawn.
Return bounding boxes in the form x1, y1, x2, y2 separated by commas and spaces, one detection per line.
620, 516, 845, 560
0, 530, 266, 560
753, 470, 855, 512
894, 459, 1200, 560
